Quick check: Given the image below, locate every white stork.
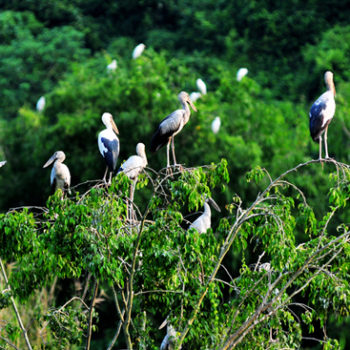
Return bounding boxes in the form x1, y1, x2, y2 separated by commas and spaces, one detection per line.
236, 68, 248, 81
132, 43, 146, 59
0, 160, 6, 168
36, 96, 46, 112
118, 143, 147, 180
196, 78, 207, 95
189, 92, 201, 102
159, 318, 179, 350
107, 59, 117, 72
160, 325, 177, 350
150, 91, 197, 169
118, 143, 148, 222
188, 198, 221, 234
98, 112, 120, 185
309, 71, 336, 160
43, 151, 71, 193
211, 116, 221, 134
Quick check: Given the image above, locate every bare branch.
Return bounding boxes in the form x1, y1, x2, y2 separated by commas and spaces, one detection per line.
0, 258, 33, 350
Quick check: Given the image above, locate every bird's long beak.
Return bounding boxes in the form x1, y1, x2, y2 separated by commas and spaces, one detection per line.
188, 98, 197, 112
43, 154, 56, 168
111, 117, 119, 135
159, 318, 168, 330
208, 197, 221, 212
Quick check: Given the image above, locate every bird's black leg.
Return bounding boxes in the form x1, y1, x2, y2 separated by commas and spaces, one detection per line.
324, 125, 329, 159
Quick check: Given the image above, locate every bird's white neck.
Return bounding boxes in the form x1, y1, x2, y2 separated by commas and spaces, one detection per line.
181, 100, 191, 124
326, 77, 336, 97
328, 83, 336, 97
141, 152, 148, 166
203, 202, 211, 218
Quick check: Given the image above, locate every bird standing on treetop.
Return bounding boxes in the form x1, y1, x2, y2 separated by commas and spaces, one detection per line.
118, 143, 147, 180
132, 43, 146, 59
36, 96, 45, 112
189, 91, 201, 102
309, 71, 336, 160
236, 68, 248, 81
98, 112, 120, 185
43, 151, 71, 193
196, 78, 207, 95
118, 143, 148, 222
107, 59, 117, 72
211, 116, 221, 134
150, 91, 197, 169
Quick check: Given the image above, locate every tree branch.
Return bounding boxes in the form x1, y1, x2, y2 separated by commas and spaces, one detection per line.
85, 280, 99, 350
0, 258, 33, 350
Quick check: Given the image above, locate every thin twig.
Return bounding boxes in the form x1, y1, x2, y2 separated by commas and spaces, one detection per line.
0, 335, 20, 350
0, 259, 33, 350
85, 280, 99, 350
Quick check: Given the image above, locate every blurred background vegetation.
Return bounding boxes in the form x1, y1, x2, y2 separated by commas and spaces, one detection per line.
1, 0, 350, 348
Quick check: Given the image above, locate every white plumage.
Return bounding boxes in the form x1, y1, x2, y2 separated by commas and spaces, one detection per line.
43, 151, 71, 192
196, 78, 207, 95
160, 324, 177, 350
189, 92, 201, 102
107, 59, 117, 71
211, 116, 221, 134
0, 160, 6, 168
189, 202, 212, 233
36, 96, 46, 112
189, 198, 221, 234
118, 143, 147, 180
236, 68, 248, 82
132, 43, 146, 59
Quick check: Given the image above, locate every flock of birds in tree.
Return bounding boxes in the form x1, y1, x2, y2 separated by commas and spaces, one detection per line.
1, 65, 337, 226
0, 42, 338, 348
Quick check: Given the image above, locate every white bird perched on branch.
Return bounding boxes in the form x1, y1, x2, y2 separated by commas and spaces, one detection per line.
36, 96, 46, 112
118, 143, 147, 180
159, 318, 179, 350
236, 68, 248, 81
98, 112, 120, 185
43, 151, 71, 193
196, 78, 207, 95
309, 71, 336, 160
107, 59, 117, 72
132, 43, 146, 59
189, 92, 201, 102
118, 143, 148, 222
189, 198, 221, 234
150, 91, 197, 170
211, 116, 221, 134
0, 160, 6, 168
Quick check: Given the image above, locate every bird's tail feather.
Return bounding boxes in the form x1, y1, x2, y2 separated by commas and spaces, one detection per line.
150, 131, 169, 152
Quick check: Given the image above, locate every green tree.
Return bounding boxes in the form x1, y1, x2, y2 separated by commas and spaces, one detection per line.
1, 159, 350, 349
0, 11, 89, 118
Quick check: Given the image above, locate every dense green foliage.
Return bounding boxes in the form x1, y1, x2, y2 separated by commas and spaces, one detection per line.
1, 1, 350, 349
